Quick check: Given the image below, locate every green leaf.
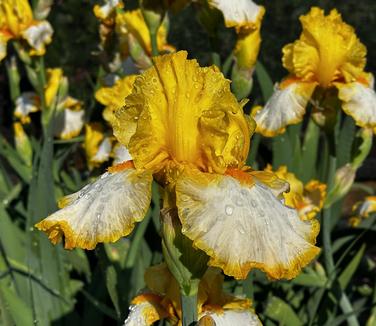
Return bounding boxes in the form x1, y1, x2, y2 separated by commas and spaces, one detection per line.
265, 296, 303, 326
106, 266, 120, 317
255, 61, 274, 101
300, 119, 320, 182
338, 244, 366, 289
0, 282, 33, 326
291, 269, 327, 288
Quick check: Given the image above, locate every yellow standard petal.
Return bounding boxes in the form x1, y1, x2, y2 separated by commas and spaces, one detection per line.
44, 68, 64, 108
336, 80, 376, 129
252, 80, 316, 137
115, 9, 171, 56
95, 75, 137, 124
112, 51, 253, 175
176, 169, 320, 280
35, 164, 153, 249
282, 7, 366, 88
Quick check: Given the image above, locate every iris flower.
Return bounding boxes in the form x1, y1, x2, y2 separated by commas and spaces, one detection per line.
348, 196, 376, 227
209, 0, 265, 71
14, 68, 84, 139
36, 51, 319, 280
115, 9, 174, 58
95, 75, 137, 124
0, 0, 53, 61
124, 263, 261, 325
265, 165, 326, 221
253, 7, 376, 137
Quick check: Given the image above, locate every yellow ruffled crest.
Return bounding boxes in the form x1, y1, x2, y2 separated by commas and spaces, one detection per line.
35, 165, 153, 250
112, 51, 253, 176
115, 9, 172, 56
175, 168, 320, 280
95, 75, 137, 124
282, 7, 366, 88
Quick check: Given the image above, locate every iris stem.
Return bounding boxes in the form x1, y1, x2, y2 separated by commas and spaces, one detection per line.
181, 290, 198, 326
322, 132, 359, 326
150, 31, 159, 57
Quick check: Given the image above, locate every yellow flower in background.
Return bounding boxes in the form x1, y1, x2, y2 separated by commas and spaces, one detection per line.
115, 9, 174, 57
93, 0, 123, 22
95, 75, 137, 124
84, 123, 112, 169
209, 0, 265, 70
0, 0, 53, 61
13, 68, 84, 139
124, 263, 261, 325
14, 92, 40, 124
36, 51, 319, 280
349, 196, 376, 227
253, 7, 376, 137
265, 165, 326, 221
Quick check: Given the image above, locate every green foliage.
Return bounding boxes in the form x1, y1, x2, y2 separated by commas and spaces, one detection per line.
0, 1, 375, 325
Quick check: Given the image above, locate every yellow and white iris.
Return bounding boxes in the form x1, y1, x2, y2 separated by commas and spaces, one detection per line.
253, 7, 376, 137
349, 196, 376, 227
124, 263, 261, 326
265, 165, 326, 221
115, 9, 174, 58
209, 0, 265, 70
14, 68, 84, 139
36, 51, 320, 280
0, 0, 53, 61
95, 75, 137, 124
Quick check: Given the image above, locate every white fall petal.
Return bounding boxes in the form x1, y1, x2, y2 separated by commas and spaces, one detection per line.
176, 171, 320, 279
337, 81, 376, 129
36, 167, 152, 249
253, 82, 316, 137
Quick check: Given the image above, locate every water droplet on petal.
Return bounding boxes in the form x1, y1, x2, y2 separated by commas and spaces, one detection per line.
251, 200, 258, 208
237, 225, 246, 234
225, 205, 234, 216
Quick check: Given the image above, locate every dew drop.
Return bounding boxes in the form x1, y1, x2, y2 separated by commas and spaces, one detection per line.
251, 200, 258, 208
233, 196, 243, 206
237, 225, 246, 234
225, 204, 234, 216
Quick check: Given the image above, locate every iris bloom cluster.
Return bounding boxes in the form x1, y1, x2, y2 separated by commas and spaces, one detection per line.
124, 263, 261, 325
253, 7, 376, 136
0, 0, 53, 61
36, 51, 320, 280
14, 68, 84, 140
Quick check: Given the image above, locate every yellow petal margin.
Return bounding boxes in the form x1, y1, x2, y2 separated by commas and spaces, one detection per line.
35, 164, 152, 249
176, 169, 320, 280
112, 51, 253, 174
